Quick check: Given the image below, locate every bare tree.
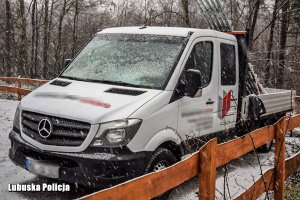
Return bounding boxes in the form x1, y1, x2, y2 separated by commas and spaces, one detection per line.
55, 0, 67, 73
42, 0, 49, 78
0, 0, 299, 95
5, 0, 12, 76
29, 0, 37, 77
181, 0, 190, 27
248, 0, 263, 47
277, 0, 290, 87
265, 0, 280, 87
18, 0, 27, 77
72, 0, 79, 57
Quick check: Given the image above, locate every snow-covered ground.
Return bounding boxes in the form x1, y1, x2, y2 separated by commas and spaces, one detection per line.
0, 99, 299, 199
170, 146, 275, 199
170, 131, 300, 200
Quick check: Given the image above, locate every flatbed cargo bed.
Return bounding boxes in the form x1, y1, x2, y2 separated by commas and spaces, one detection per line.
241, 88, 296, 120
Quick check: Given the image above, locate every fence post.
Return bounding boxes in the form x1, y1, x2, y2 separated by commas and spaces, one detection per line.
199, 138, 217, 200
274, 118, 287, 200
17, 79, 21, 101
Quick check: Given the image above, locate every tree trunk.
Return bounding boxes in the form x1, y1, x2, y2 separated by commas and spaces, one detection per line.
72, 0, 79, 57
42, 0, 49, 78
277, 0, 289, 88
265, 0, 280, 87
47, 0, 55, 76
55, 0, 67, 73
144, 0, 147, 25
248, 0, 262, 48
18, 0, 27, 77
30, 0, 36, 77
181, 0, 190, 27
34, 2, 40, 78
5, 0, 12, 77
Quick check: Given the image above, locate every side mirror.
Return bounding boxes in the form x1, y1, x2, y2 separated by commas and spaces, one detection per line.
184, 69, 202, 97
64, 59, 72, 67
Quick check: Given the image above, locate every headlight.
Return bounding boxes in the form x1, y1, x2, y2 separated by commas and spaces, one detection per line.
13, 103, 21, 133
91, 119, 142, 148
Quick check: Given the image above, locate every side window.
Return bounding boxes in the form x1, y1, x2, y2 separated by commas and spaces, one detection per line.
220, 43, 236, 85
184, 41, 213, 88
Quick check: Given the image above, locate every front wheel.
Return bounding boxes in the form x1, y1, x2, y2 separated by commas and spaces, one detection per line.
144, 148, 177, 200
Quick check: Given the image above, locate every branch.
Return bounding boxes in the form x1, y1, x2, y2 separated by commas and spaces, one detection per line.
250, 0, 290, 45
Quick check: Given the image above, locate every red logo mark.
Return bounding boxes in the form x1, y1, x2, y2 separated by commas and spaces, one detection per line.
80, 97, 111, 108
222, 90, 232, 119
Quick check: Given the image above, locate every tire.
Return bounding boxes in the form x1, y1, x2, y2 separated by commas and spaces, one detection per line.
144, 148, 177, 200
257, 141, 273, 153
248, 120, 273, 153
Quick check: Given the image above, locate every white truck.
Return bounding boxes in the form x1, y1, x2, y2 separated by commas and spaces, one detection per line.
9, 27, 295, 198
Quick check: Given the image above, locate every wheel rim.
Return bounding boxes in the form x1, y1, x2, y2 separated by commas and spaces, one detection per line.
153, 161, 168, 172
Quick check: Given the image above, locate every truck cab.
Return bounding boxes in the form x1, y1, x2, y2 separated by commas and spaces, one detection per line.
9, 27, 294, 190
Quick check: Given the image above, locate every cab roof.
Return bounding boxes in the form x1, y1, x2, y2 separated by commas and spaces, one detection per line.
98, 26, 236, 41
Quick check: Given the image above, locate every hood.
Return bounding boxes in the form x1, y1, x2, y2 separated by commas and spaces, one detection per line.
21, 78, 162, 124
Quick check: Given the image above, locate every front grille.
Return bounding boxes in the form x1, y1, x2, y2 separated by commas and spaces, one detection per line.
21, 111, 91, 146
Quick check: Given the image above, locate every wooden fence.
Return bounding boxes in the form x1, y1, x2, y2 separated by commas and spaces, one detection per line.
82, 115, 300, 200
0, 77, 48, 100
0, 77, 300, 199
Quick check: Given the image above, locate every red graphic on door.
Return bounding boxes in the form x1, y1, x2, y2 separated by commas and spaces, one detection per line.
222, 90, 232, 119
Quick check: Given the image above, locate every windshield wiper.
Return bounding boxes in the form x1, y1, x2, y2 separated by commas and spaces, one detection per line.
60, 76, 85, 81
98, 80, 142, 88
60, 76, 142, 88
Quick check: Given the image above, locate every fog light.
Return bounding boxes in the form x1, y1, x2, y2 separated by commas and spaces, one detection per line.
92, 139, 103, 146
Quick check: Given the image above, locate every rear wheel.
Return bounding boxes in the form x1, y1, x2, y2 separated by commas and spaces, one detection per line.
144, 148, 177, 200
256, 119, 276, 153
257, 141, 273, 153
251, 119, 273, 153
238, 120, 274, 153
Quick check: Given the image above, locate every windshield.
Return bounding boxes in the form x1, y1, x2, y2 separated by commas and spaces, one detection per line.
61, 34, 185, 89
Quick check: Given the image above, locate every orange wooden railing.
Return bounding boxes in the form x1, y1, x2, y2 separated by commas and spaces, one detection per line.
0, 77, 48, 100
81, 115, 300, 200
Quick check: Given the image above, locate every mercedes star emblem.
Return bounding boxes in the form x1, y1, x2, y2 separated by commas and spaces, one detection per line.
38, 118, 53, 139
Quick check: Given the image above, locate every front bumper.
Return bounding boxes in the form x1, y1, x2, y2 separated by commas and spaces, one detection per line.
9, 130, 150, 188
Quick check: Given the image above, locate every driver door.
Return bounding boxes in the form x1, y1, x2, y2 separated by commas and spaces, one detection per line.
177, 37, 219, 152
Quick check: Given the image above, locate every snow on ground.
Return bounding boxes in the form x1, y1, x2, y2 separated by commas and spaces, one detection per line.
0, 99, 34, 199
169, 132, 300, 200
0, 99, 299, 200
169, 148, 276, 200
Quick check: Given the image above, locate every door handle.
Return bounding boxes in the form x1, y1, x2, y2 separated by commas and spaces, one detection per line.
206, 99, 215, 105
